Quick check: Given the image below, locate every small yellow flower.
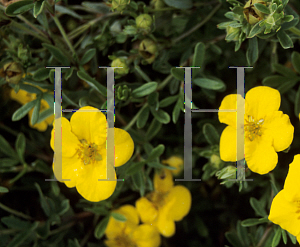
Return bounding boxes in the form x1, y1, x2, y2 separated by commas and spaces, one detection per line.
269, 155, 300, 242
50, 106, 134, 202
135, 169, 191, 237
10, 86, 54, 132
161, 156, 183, 176
105, 205, 161, 247
218, 86, 294, 175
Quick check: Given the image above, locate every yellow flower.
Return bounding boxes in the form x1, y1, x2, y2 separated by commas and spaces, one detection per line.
135, 169, 191, 237
269, 155, 300, 242
10, 87, 54, 132
105, 205, 161, 247
218, 86, 294, 175
161, 156, 183, 176
50, 106, 134, 202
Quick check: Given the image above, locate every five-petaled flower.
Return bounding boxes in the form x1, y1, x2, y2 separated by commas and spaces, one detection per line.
218, 86, 294, 174
10, 87, 54, 131
269, 155, 300, 243
135, 169, 191, 237
50, 106, 134, 202
105, 205, 161, 247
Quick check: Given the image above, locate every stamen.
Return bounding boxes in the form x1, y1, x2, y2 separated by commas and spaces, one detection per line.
244, 115, 264, 141
76, 139, 102, 165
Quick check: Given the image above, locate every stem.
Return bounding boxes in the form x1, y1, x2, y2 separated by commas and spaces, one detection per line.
52, 15, 77, 61
172, 3, 222, 44
157, 74, 173, 91
123, 103, 148, 131
289, 26, 300, 37
257, 226, 272, 247
17, 15, 49, 40
48, 221, 76, 236
0, 202, 33, 220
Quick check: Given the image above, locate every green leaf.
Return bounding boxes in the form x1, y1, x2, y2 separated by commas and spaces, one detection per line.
131, 171, 145, 196
137, 106, 149, 129
19, 83, 43, 94
132, 82, 158, 98
277, 30, 294, 49
68, 239, 81, 247
126, 161, 145, 175
35, 183, 51, 217
225, 232, 244, 247
254, 3, 270, 14
295, 85, 300, 118
0, 135, 17, 158
262, 75, 285, 88
31, 95, 41, 125
277, 78, 299, 94
135, 66, 151, 82
51, 180, 60, 196
241, 218, 261, 227
94, 216, 110, 239
193, 78, 226, 90
246, 37, 259, 66
193, 42, 205, 67
146, 118, 162, 141
64, 67, 74, 81
7, 222, 39, 247
42, 43, 70, 65
15, 133, 26, 162
248, 21, 264, 38
147, 92, 159, 109
36, 108, 54, 124
147, 162, 176, 170
33, 0, 45, 18
203, 123, 219, 145
172, 98, 181, 124
272, 227, 281, 247
287, 231, 297, 244
0, 158, 19, 167
249, 197, 267, 217
0, 186, 9, 193
237, 220, 250, 247
281, 229, 287, 244
163, 0, 192, 9
272, 63, 296, 78
159, 95, 178, 108
291, 51, 300, 74
147, 144, 165, 162
58, 199, 70, 216
171, 67, 184, 81
150, 108, 170, 124
111, 212, 127, 222
80, 48, 96, 65
55, 5, 83, 19
33, 68, 50, 81
5, 0, 34, 16
1, 216, 31, 230
77, 70, 107, 96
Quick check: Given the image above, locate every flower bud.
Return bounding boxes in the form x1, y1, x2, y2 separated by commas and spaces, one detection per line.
116, 84, 131, 101
225, 26, 240, 41
216, 166, 236, 180
111, 58, 130, 75
243, 0, 266, 25
210, 154, 222, 169
151, 0, 165, 9
136, 14, 152, 33
111, 0, 130, 12
0, 62, 23, 84
139, 39, 158, 64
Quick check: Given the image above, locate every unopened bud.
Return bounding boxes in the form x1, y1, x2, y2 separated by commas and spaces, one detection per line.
0, 62, 23, 84
111, 58, 130, 75
139, 39, 158, 64
136, 14, 152, 33
111, 0, 130, 12
243, 0, 266, 25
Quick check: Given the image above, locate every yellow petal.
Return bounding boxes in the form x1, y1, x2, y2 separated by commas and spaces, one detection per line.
153, 169, 174, 193
104, 240, 119, 247
114, 128, 134, 167
136, 197, 158, 223
263, 111, 294, 152
132, 224, 161, 247
245, 135, 277, 174
117, 205, 139, 225
155, 204, 176, 237
218, 94, 244, 128
283, 155, 300, 202
50, 117, 80, 157
10, 88, 33, 105
70, 106, 107, 145
220, 126, 244, 162
269, 190, 300, 237
245, 86, 280, 121
161, 156, 183, 176
75, 161, 116, 202
166, 185, 191, 221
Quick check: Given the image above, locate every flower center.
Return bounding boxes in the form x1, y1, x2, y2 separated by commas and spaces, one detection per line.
147, 191, 167, 209
244, 115, 264, 141
76, 139, 102, 165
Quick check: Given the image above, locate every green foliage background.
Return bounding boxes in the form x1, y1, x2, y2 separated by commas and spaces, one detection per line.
1, 0, 300, 246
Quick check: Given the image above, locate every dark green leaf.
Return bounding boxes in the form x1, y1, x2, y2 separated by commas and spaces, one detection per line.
131, 171, 145, 196
42, 43, 70, 65
33, 0, 45, 18
126, 161, 146, 175
94, 216, 110, 239
291, 51, 300, 74
0, 158, 19, 167
31, 95, 41, 125
77, 70, 107, 96
33, 68, 50, 81
147, 92, 159, 109
5, 0, 34, 16
19, 83, 42, 94
192, 42, 205, 67
272, 227, 281, 247
68, 239, 81, 247
132, 82, 158, 98
35, 183, 51, 217
1, 216, 31, 230
277, 30, 294, 49
248, 21, 264, 38
281, 229, 287, 244
147, 144, 165, 162
163, 0, 192, 9
287, 231, 297, 244
295, 85, 300, 118
0, 186, 9, 193
171, 67, 184, 81
111, 212, 127, 222
15, 133, 26, 162
150, 108, 170, 124
241, 218, 261, 227
246, 37, 259, 66
36, 108, 54, 124
250, 197, 267, 217
254, 3, 270, 14
147, 162, 176, 170
51, 181, 60, 196
277, 78, 299, 94
80, 48, 96, 65
64, 67, 74, 81
146, 118, 162, 141
55, 5, 83, 19
262, 75, 285, 88
172, 99, 181, 124
193, 78, 225, 90
203, 123, 219, 145
237, 220, 250, 246
159, 95, 178, 108
272, 63, 296, 78
0, 135, 16, 158
137, 106, 149, 129
225, 232, 244, 247
58, 199, 70, 216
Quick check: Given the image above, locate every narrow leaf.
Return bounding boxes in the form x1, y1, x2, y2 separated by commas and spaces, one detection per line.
42, 43, 70, 65
132, 82, 158, 98
277, 30, 294, 49
77, 70, 107, 96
